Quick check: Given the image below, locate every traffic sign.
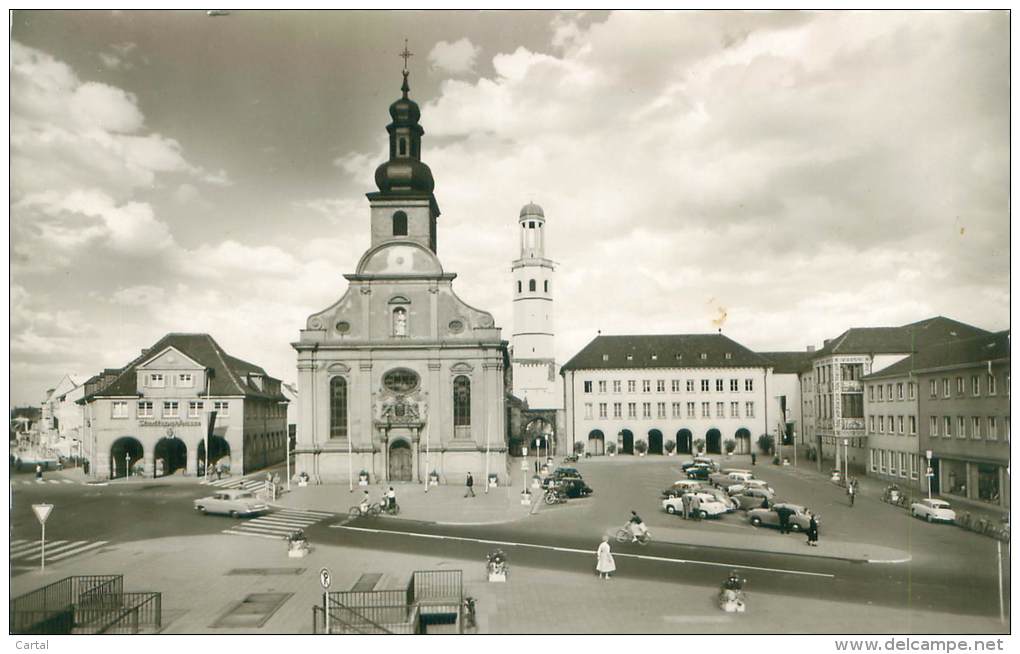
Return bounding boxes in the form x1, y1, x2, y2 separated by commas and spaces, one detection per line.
926, 467, 934, 477
926, 450, 933, 460
32, 503, 53, 525
520, 460, 528, 471
319, 567, 331, 590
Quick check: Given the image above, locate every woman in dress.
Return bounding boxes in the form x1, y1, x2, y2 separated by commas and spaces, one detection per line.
806, 514, 820, 547
596, 535, 616, 580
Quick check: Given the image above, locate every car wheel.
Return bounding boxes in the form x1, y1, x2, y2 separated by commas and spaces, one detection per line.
750, 516, 762, 527
790, 523, 802, 532
911, 509, 917, 518
196, 506, 206, 514
698, 510, 708, 520
666, 505, 677, 515
926, 514, 933, 523
229, 510, 239, 519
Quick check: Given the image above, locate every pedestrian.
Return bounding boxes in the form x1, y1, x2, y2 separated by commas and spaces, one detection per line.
386, 486, 396, 511
777, 506, 791, 534
465, 472, 475, 498
35, 464, 42, 480
806, 514, 819, 547
751, 451, 757, 466
681, 492, 692, 520
690, 493, 702, 521
848, 482, 855, 507
760, 496, 770, 509
596, 535, 616, 580
216, 463, 222, 481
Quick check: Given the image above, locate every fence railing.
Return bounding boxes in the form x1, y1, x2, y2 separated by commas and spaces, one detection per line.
79, 592, 162, 634
10, 575, 122, 635
410, 570, 462, 605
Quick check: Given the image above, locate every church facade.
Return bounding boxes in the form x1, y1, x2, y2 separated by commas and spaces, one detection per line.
292, 68, 509, 486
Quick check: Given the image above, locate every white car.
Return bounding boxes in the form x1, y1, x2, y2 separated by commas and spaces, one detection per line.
662, 492, 728, 519
910, 498, 956, 523
194, 489, 269, 517
741, 479, 775, 494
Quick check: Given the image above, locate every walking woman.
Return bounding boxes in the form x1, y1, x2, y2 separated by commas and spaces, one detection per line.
596, 535, 616, 580
806, 514, 820, 547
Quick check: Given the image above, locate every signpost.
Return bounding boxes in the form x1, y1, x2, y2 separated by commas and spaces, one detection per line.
320, 567, 331, 634
32, 504, 53, 571
926, 449, 934, 499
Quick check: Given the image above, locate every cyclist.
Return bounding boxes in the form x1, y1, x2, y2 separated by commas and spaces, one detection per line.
386, 486, 397, 512
628, 510, 648, 542
359, 489, 371, 515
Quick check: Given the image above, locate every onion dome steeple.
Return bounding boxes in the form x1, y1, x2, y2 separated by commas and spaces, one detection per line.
374, 48, 435, 194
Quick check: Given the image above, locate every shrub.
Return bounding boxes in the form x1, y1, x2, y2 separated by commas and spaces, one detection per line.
573, 441, 586, 454
693, 438, 705, 454
606, 442, 617, 454
664, 439, 676, 454
634, 439, 648, 454
757, 434, 774, 454
724, 439, 736, 454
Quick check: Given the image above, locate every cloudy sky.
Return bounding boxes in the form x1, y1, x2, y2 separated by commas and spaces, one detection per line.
10, 10, 1010, 405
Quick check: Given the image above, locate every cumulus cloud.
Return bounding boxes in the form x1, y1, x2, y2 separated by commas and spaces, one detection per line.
428, 38, 481, 75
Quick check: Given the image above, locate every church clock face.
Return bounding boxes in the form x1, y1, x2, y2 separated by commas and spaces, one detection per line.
383, 368, 420, 393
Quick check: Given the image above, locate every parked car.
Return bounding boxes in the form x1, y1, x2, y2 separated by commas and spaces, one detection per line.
910, 498, 956, 523
686, 466, 712, 481
721, 468, 753, 477
546, 477, 593, 498
708, 472, 746, 494
194, 489, 269, 517
731, 487, 775, 510
747, 503, 814, 532
697, 486, 739, 512
740, 479, 775, 494
661, 479, 705, 498
661, 491, 728, 519
681, 457, 719, 472
552, 467, 582, 480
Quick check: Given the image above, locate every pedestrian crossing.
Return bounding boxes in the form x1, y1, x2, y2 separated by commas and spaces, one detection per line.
12, 478, 80, 486
200, 475, 266, 493
10, 539, 111, 563
222, 508, 336, 540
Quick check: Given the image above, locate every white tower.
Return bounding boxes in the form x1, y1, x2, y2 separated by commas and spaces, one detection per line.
511, 202, 562, 409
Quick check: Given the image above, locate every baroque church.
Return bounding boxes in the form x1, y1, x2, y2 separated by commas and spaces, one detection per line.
292, 64, 509, 485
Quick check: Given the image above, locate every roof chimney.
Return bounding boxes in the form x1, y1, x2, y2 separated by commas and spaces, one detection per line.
822, 339, 831, 348
806, 345, 815, 352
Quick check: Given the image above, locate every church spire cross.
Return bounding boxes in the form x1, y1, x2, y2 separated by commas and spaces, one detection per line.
399, 40, 413, 99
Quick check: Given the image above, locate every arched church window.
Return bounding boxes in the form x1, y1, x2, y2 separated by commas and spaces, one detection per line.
330, 377, 348, 439
529, 279, 536, 292
392, 307, 408, 337
398, 137, 408, 156
544, 280, 549, 293
453, 375, 471, 427
392, 211, 408, 236
517, 281, 522, 293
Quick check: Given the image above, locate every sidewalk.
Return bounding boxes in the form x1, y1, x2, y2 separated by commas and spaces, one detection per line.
274, 475, 535, 525
8, 533, 1003, 634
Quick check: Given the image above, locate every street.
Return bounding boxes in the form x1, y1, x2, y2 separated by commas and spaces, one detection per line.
9, 455, 1010, 632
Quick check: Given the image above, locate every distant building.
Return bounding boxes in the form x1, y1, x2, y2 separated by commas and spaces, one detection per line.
760, 351, 815, 458
561, 334, 774, 456
39, 374, 86, 455
803, 317, 989, 474
861, 360, 923, 489
80, 333, 287, 479
915, 331, 1010, 509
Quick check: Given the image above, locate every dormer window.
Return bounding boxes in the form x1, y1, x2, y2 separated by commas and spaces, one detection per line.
675, 353, 682, 361
602, 354, 609, 362
700, 353, 708, 360
651, 354, 658, 361
249, 374, 264, 391
725, 353, 732, 360
626, 354, 633, 361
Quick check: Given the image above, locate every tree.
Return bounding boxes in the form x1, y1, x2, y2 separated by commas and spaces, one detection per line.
664, 439, 676, 454
693, 438, 706, 454
634, 439, 648, 455
573, 441, 585, 454
757, 434, 775, 454
724, 439, 736, 454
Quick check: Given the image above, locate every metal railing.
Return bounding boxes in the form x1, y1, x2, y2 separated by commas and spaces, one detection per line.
77, 592, 162, 634
410, 570, 463, 605
10, 575, 122, 634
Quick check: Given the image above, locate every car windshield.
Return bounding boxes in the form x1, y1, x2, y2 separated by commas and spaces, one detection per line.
236, 492, 255, 499
930, 501, 950, 509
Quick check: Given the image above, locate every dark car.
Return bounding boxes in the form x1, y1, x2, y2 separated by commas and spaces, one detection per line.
554, 478, 593, 498
686, 466, 712, 481
552, 467, 582, 479
681, 457, 718, 472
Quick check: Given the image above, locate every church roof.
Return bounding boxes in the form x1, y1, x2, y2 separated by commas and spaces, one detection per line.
81, 333, 286, 402
561, 333, 772, 372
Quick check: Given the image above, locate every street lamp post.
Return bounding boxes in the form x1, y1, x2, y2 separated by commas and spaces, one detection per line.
125, 452, 131, 479
926, 449, 933, 499
843, 438, 849, 484
278, 401, 291, 492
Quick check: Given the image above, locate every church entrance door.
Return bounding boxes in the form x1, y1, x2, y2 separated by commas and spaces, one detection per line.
388, 440, 413, 481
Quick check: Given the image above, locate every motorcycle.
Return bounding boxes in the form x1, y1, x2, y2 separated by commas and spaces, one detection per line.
287, 529, 310, 558
543, 488, 568, 505
718, 573, 747, 613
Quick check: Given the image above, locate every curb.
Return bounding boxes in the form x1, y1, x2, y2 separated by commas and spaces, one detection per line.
652, 537, 911, 565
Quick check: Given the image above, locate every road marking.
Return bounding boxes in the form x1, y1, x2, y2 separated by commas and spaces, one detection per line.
254, 516, 317, 527
10, 540, 42, 555
22, 541, 89, 560
223, 530, 286, 540
280, 508, 335, 518
47, 541, 109, 561
238, 523, 296, 533
332, 526, 835, 578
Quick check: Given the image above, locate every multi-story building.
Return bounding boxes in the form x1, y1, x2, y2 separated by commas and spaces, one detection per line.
916, 331, 1010, 509
39, 373, 86, 455
80, 333, 288, 479
861, 362, 923, 489
808, 317, 988, 474
761, 351, 814, 458
561, 334, 773, 456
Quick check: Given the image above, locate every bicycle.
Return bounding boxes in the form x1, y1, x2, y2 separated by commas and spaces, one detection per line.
615, 525, 651, 545
372, 500, 400, 516
348, 503, 382, 519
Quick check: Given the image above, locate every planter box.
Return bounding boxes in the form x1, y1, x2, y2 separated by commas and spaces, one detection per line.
488, 571, 507, 583
298, 480, 308, 487
488, 475, 498, 488
358, 479, 368, 487
520, 491, 532, 506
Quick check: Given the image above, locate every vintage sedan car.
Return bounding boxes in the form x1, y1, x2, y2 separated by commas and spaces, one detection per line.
661, 479, 705, 498
194, 489, 269, 517
686, 465, 712, 481
708, 472, 746, 494
681, 457, 719, 472
731, 487, 775, 510
697, 486, 739, 512
747, 503, 814, 532
552, 467, 582, 480
910, 498, 956, 523
548, 477, 593, 498
741, 479, 775, 494
662, 491, 729, 518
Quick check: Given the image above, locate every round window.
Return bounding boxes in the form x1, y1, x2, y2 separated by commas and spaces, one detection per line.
383, 368, 420, 393
336, 321, 351, 334
448, 320, 464, 334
